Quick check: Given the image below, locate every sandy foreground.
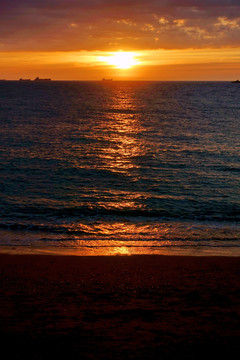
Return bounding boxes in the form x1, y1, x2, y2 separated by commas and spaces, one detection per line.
1, 254, 240, 359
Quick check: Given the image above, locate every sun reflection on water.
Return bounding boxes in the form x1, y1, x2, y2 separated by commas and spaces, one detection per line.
82, 85, 148, 215
96, 87, 146, 175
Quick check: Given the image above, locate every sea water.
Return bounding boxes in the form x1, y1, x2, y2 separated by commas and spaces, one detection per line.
0, 81, 239, 255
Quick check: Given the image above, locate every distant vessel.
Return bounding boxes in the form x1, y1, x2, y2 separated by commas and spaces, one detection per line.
232, 80, 240, 83
102, 78, 113, 82
19, 78, 31, 82
34, 77, 51, 82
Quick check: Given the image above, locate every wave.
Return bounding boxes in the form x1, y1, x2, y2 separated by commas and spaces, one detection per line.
2, 242, 240, 248
1, 217, 240, 239
0, 222, 90, 235
5, 203, 240, 222
216, 166, 240, 173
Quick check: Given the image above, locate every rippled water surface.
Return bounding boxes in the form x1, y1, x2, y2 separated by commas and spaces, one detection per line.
0, 81, 239, 255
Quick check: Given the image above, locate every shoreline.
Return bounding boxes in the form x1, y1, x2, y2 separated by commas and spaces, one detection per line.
1, 253, 240, 359
1, 244, 240, 257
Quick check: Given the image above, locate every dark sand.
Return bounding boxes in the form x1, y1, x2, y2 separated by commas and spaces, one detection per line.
1, 254, 240, 359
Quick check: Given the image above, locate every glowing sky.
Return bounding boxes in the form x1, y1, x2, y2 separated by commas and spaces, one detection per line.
0, 0, 240, 80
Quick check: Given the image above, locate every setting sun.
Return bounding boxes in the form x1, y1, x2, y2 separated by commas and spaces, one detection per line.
99, 52, 139, 69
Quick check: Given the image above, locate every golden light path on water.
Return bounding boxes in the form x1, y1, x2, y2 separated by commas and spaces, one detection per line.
96, 84, 145, 175
42, 83, 239, 257
1, 82, 239, 257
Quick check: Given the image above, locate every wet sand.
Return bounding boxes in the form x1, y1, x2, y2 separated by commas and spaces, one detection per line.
1, 254, 240, 359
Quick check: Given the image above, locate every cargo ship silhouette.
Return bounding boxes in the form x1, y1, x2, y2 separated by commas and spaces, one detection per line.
19, 77, 51, 82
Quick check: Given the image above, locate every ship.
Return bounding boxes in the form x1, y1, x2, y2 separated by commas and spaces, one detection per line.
231, 80, 240, 83
102, 78, 113, 82
19, 78, 31, 81
34, 77, 51, 82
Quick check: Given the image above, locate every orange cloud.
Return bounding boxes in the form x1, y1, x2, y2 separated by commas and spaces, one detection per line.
0, 1, 240, 51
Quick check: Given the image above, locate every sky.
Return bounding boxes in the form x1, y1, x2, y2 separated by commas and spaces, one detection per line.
0, 0, 240, 80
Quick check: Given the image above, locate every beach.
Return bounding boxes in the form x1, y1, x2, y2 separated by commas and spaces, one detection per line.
1, 253, 240, 359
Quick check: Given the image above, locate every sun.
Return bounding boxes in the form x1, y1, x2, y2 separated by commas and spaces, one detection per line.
99, 52, 139, 69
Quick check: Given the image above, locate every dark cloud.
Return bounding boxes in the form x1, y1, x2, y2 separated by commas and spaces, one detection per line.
0, 0, 239, 50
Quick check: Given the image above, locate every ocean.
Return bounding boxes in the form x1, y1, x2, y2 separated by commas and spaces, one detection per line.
0, 81, 239, 255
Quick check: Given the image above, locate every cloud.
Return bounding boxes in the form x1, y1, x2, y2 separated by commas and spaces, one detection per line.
0, 0, 240, 50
